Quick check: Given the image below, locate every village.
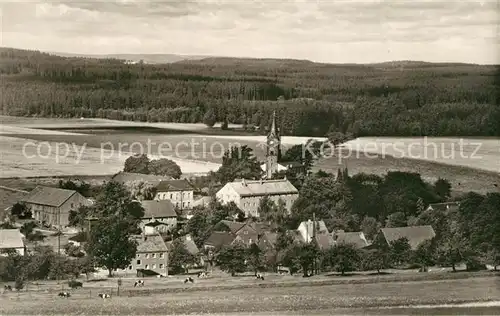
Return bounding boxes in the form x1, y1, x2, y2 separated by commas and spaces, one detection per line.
0, 113, 498, 299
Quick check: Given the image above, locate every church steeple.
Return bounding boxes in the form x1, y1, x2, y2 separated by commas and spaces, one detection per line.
265, 111, 281, 178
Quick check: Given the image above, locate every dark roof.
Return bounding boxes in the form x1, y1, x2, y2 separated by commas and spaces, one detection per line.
427, 201, 461, 212
261, 232, 277, 247
141, 200, 176, 218
111, 172, 172, 185
23, 186, 77, 207
204, 231, 235, 249
380, 225, 436, 250
332, 231, 370, 249
214, 220, 246, 234
133, 233, 168, 253
248, 222, 272, 235
289, 230, 305, 244
156, 179, 193, 192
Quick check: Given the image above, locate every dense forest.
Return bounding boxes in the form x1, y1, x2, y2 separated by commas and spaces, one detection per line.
1, 47, 499, 137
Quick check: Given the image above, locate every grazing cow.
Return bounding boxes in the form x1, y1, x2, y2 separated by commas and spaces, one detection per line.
4, 285, 12, 291
58, 292, 71, 298
255, 273, 265, 281
134, 280, 145, 287
184, 277, 194, 284
197, 271, 208, 278
98, 293, 111, 299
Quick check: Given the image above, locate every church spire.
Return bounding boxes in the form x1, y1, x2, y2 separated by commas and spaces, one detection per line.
271, 110, 277, 135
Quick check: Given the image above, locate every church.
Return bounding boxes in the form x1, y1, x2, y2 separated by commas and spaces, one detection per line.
260, 111, 289, 178
215, 111, 299, 218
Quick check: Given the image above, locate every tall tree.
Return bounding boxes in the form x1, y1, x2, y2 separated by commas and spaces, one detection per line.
85, 216, 137, 277
434, 178, 452, 201
169, 238, 196, 274
124, 154, 150, 174
216, 145, 262, 183
216, 243, 247, 276
325, 244, 361, 276
148, 158, 182, 179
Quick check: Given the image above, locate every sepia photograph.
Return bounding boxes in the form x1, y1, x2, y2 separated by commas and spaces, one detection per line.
0, 0, 499, 314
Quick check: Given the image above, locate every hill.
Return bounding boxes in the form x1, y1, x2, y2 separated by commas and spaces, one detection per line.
49, 52, 211, 64
0, 47, 499, 138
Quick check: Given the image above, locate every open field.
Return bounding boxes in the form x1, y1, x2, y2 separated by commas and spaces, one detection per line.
0, 116, 499, 193
1, 275, 499, 315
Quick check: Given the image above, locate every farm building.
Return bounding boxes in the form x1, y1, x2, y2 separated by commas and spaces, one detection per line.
22, 186, 92, 227
140, 199, 177, 233
216, 178, 298, 218
154, 180, 194, 210
0, 187, 28, 222
374, 225, 436, 250
0, 229, 25, 256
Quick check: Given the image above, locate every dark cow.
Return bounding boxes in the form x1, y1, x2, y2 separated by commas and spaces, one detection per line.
134, 280, 145, 287
184, 277, 194, 284
58, 292, 71, 298
255, 273, 265, 281
4, 285, 13, 291
98, 293, 111, 299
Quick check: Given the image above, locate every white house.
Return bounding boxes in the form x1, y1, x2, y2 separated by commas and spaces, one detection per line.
215, 178, 299, 218
154, 180, 194, 210
0, 229, 25, 256
297, 220, 329, 243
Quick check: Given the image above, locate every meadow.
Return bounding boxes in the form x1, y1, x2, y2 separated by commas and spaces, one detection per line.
1, 275, 499, 315
0, 117, 499, 194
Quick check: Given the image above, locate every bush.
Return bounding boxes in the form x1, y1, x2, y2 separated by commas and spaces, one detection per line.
14, 277, 24, 291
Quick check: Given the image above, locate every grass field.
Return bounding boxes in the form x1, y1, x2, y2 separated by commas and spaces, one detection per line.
1, 275, 499, 315
0, 116, 499, 194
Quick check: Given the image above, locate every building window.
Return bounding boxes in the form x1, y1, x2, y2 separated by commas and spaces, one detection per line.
136, 259, 141, 265
145, 254, 149, 259
170, 194, 173, 199
128, 266, 132, 270
176, 202, 179, 207
152, 264, 156, 269
159, 264, 164, 269
187, 202, 190, 207
160, 253, 164, 259
152, 253, 156, 258
249, 239, 252, 244
145, 264, 149, 269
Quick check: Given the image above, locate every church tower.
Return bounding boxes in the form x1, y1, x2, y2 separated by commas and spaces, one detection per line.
265, 111, 281, 178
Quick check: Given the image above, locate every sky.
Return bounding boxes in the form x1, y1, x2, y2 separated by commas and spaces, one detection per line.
0, 0, 499, 64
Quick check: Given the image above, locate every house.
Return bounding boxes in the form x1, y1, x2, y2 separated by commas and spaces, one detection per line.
193, 196, 212, 208
216, 178, 298, 218
203, 231, 236, 251
213, 220, 261, 246
331, 230, 370, 249
110, 172, 172, 185
140, 200, 177, 233
314, 233, 335, 251
425, 201, 461, 213
154, 180, 194, 210
123, 232, 168, 276
297, 220, 329, 243
22, 186, 92, 227
0, 229, 25, 256
374, 225, 436, 250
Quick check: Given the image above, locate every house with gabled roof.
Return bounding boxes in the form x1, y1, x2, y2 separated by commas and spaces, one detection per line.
121, 232, 168, 277
331, 230, 370, 249
140, 200, 177, 233
154, 179, 194, 210
374, 225, 436, 250
297, 220, 329, 243
22, 186, 92, 227
0, 229, 25, 256
203, 231, 236, 250
216, 178, 298, 218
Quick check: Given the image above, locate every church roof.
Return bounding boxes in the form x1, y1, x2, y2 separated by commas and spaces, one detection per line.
223, 179, 298, 197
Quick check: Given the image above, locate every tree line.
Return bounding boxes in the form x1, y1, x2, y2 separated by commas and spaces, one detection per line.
1, 47, 499, 137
